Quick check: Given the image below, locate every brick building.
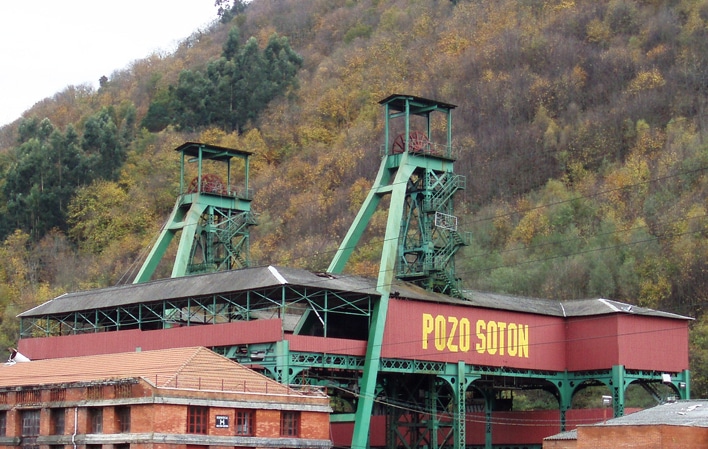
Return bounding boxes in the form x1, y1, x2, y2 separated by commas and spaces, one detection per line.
543, 400, 708, 449
0, 346, 332, 449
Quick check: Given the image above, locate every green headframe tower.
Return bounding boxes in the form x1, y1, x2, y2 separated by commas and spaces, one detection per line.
133, 142, 256, 283
328, 94, 467, 296
327, 94, 468, 448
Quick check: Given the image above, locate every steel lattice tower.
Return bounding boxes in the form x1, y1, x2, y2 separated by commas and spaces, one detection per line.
133, 142, 256, 283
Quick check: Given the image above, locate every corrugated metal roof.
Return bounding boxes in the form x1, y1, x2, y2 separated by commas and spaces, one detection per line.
18, 266, 691, 321
0, 346, 299, 395
596, 400, 708, 428
560, 297, 690, 320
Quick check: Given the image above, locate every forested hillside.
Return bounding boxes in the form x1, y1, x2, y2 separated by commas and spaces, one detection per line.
1, 0, 708, 394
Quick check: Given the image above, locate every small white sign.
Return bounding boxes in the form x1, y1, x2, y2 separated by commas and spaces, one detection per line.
215, 415, 229, 428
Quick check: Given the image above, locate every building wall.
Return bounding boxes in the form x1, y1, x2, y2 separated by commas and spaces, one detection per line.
566, 315, 689, 372
577, 425, 708, 449
0, 380, 331, 449
19, 320, 284, 360
383, 298, 568, 371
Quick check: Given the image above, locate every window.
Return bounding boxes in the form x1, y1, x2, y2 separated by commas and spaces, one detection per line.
88, 408, 103, 433
0, 411, 6, 436
235, 410, 254, 436
187, 406, 208, 434
51, 408, 65, 435
280, 411, 299, 437
21, 410, 40, 449
116, 406, 131, 433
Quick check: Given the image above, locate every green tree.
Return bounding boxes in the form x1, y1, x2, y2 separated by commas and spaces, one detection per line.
170, 70, 215, 131
2, 119, 84, 240
145, 28, 302, 134
81, 107, 127, 181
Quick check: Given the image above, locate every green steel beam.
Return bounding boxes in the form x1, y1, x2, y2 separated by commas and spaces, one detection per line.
132, 199, 188, 282
352, 153, 417, 449
327, 153, 394, 274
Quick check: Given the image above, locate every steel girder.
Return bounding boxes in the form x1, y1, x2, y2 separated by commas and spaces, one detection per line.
242, 349, 689, 449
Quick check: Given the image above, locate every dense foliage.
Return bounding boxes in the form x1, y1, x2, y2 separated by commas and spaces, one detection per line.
142, 28, 302, 132
1, 0, 708, 398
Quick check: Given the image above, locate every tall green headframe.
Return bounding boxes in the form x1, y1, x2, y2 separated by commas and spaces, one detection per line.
328, 94, 467, 448
329, 94, 466, 295
133, 142, 256, 283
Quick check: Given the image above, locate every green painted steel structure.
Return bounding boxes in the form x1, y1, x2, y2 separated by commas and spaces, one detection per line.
133, 142, 256, 282
327, 95, 468, 449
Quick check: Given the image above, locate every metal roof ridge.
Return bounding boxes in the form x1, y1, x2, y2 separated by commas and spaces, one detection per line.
597, 298, 621, 312
268, 265, 288, 284
15, 292, 67, 318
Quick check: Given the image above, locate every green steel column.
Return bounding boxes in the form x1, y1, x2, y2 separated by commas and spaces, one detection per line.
681, 370, 691, 400
439, 364, 475, 449
447, 108, 453, 156
555, 374, 573, 432
429, 377, 439, 449
611, 365, 626, 417
244, 155, 250, 194
180, 150, 186, 193
484, 389, 493, 449
275, 339, 291, 384
351, 155, 417, 449
133, 199, 186, 283
328, 155, 393, 274
456, 361, 467, 449
171, 202, 209, 277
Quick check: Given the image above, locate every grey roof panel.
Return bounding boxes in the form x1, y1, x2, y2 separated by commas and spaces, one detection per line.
561, 298, 691, 320
18, 266, 691, 321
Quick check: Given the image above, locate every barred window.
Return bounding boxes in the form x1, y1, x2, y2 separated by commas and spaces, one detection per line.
0, 411, 6, 436
21, 410, 40, 449
187, 406, 208, 434
280, 411, 299, 437
89, 408, 103, 433
51, 409, 65, 435
116, 406, 131, 433
236, 410, 254, 436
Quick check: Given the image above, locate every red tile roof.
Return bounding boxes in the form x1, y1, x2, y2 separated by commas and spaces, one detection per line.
0, 347, 295, 396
